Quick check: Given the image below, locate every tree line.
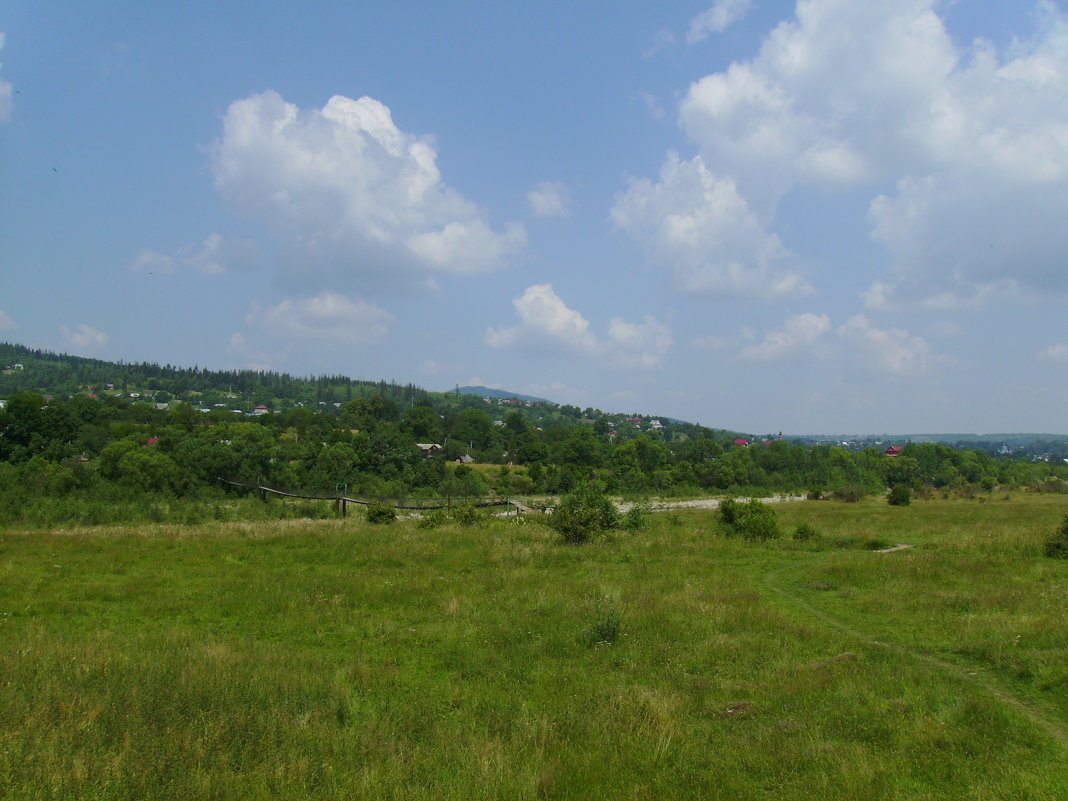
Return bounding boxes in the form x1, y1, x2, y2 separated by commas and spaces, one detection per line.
1, 388, 1065, 528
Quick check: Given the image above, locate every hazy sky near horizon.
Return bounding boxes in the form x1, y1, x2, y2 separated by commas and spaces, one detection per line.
3, 0, 1068, 434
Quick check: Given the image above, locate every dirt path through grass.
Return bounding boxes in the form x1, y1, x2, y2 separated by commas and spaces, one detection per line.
762, 557, 1068, 753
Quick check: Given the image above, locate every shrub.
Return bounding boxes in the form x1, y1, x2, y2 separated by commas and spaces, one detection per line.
417, 504, 488, 528
888, 484, 912, 506
792, 522, 820, 541
1044, 515, 1068, 558
448, 503, 486, 527
548, 482, 619, 544
719, 498, 740, 526
365, 501, 397, 525
719, 499, 781, 541
620, 503, 649, 532
831, 485, 867, 503
417, 508, 449, 529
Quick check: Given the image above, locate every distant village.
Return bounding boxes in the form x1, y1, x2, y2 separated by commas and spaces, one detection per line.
3, 353, 1068, 464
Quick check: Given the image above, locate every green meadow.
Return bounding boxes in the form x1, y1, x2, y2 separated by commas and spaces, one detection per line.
2, 496, 1067, 799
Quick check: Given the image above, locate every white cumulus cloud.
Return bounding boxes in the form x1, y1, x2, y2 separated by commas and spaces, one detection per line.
740, 313, 831, 360
485, 284, 672, 367
246, 292, 393, 345
837, 314, 930, 376
0, 309, 16, 332
612, 153, 812, 299
486, 284, 600, 354
212, 91, 524, 288
654, 0, 1068, 308
687, 0, 754, 43
740, 311, 931, 376
527, 181, 571, 217
61, 324, 109, 353
1039, 343, 1068, 362
606, 315, 674, 368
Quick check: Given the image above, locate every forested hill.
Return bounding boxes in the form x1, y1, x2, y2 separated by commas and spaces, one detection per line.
0, 342, 437, 410
0, 341, 733, 439
3, 341, 1067, 529
455, 386, 553, 405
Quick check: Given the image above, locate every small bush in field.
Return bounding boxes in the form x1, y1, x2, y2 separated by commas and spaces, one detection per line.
792, 523, 820, 541
417, 508, 449, 529
417, 504, 487, 528
888, 484, 912, 506
719, 498, 741, 526
365, 501, 397, 525
549, 482, 619, 544
620, 503, 649, 532
831, 485, 867, 503
1044, 515, 1068, 558
448, 503, 486, 527
719, 499, 781, 541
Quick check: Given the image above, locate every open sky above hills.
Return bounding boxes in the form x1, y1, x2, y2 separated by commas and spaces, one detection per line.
3, 0, 1068, 433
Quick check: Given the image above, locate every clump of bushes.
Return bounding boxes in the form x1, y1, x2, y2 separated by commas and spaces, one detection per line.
620, 503, 649, 532
1044, 515, 1068, 558
365, 501, 397, 525
548, 482, 620, 544
831, 485, 868, 503
1032, 478, 1068, 494
792, 522, 821, 542
417, 503, 487, 529
887, 484, 912, 506
719, 498, 781, 541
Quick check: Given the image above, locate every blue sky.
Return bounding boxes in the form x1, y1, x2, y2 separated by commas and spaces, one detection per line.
2, 0, 1067, 434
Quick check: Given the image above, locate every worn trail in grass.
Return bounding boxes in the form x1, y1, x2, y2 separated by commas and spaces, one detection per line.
762, 556, 1068, 753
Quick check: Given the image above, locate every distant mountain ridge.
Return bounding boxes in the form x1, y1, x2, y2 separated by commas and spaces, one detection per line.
453, 386, 554, 405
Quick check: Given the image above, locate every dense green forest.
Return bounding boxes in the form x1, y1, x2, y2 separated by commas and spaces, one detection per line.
2, 341, 1066, 527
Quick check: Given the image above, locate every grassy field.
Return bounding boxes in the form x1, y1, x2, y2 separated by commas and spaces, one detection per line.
1, 496, 1067, 799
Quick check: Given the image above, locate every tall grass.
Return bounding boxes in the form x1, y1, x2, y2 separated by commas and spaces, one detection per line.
1, 497, 1066, 798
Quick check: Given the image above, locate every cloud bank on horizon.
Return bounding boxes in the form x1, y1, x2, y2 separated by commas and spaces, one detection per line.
3, 1, 1068, 433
